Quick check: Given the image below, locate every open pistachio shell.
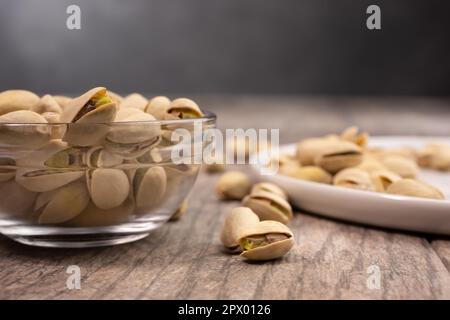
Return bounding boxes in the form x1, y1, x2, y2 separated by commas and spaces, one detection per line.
0, 157, 15, 182
134, 166, 167, 209
314, 141, 363, 174
282, 166, 332, 184
386, 179, 445, 200
105, 111, 161, 158
370, 170, 401, 192
86, 169, 130, 210
333, 168, 375, 191
145, 96, 171, 120
381, 155, 418, 178
69, 196, 134, 227
220, 207, 260, 253
60, 87, 117, 146
215, 171, 251, 200
251, 182, 287, 200
0, 110, 51, 149
242, 190, 293, 225
0, 180, 37, 217
15, 140, 84, 192
0, 90, 40, 115
38, 180, 89, 224
169, 199, 188, 221
340, 126, 369, 148
165, 98, 204, 119
32, 95, 62, 114
239, 220, 294, 261
85, 146, 123, 168
295, 136, 339, 165
120, 93, 148, 110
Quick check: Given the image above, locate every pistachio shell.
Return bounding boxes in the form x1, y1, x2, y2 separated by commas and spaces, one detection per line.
370, 170, 401, 192
386, 179, 445, 200
85, 146, 123, 168
381, 155, 418, 178
333, 168, 375, 191
356, 156, 387, 173
60, 87, 117, 146
169, 199, 188, 221
340, 126, 369, 148
105, 111, 161, 158
242, 190, 293, 224
15, 140, 84, 192
296, 137, 339, 165
215, 171, 251, 200
0, 180, 37, 217
53, 96, 72, 110
0, 110, 51, 149
165, 98, 203, 119
120, 93, 148, 110
69, 197, 134, 227
0, 157, 15, 182
38, 180, 89, 224
430, 146, 450, 171
31, 95, 62, 114
283, 166, 332, 184
87, 169, 130, 210
220, 207, 260, 253
0, 90, 39, 115
239, 220, 294, 261
313, 141, 363, 174
134, 166, 167, 209
251, 182, 287, 200
145, 96, 171, 120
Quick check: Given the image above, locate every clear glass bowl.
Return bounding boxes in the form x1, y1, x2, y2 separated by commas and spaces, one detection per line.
0, 112, 216, 247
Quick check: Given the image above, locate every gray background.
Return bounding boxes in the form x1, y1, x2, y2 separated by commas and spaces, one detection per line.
0, 0, 449, 95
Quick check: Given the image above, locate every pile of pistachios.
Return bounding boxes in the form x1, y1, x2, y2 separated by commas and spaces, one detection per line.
279, 126, 447, 200
0, 88, 205, 227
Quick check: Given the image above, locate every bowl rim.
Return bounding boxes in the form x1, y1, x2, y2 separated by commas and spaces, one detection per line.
0, 110, 216, 126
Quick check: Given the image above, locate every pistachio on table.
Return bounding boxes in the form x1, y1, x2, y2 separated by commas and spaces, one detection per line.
386, 179, 445, 200
215, 171, 251, 200
242, 190, 293, 225
220, 207, 260, 253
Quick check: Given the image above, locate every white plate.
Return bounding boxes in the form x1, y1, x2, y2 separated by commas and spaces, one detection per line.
250, 137, 450, 235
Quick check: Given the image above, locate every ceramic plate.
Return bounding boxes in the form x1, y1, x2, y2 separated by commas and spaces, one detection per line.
250, 137, 450, 235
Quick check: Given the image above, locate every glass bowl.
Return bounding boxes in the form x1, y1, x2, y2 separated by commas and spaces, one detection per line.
0, 112, 216, 247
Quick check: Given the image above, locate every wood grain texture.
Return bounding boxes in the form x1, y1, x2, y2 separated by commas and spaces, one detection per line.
1, 96, 450, 300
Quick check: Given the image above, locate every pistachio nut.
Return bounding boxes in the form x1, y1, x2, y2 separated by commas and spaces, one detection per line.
250, 182, 287, 200
0, 110, 51, 149
0, 90, 40, 115
282, 166, 332, 184
381, 155, 418, 178
105, 111, 161, 158
242, 190, 293, 225
295, 136, 339, 165
169, 199, 188, 221
0, 180, 37, 217
60, 87, 117, 146
386, 179, 445, 200
165, 98, 204, 119
53, 96, 72, 110
356, 156, 386, 173
69, 197, 134, 227
120, 93, 148, 110
340, 126, 369, 148
108, 91, 123, 105
145, 96, 171, 120
86, 169, 130, 210
239, 220, 294, 261
220, 207, 261, 253
84, 146, 122, 168
429, 145, 450, 171
313, 140, 363, 174
0, 157, 15, 182
134, 166, 167, 209
215, 171, 251, 200
370, 170, 401, 192
37, 180, 90, 224
31, 95, 62, 114
333, 168, 375, 191
15, 140, 84, 192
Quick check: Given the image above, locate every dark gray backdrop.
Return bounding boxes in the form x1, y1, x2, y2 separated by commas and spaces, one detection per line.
0, 0, 449, 95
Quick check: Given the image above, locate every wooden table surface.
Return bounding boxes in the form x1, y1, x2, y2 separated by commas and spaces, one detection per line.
1, 96, 450, 300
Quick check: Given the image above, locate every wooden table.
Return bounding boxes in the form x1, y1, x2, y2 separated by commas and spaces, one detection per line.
1, 96, 450, 299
